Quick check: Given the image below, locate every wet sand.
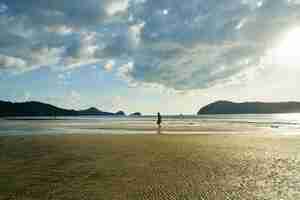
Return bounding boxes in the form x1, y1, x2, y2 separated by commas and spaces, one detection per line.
1, 133, 300, 199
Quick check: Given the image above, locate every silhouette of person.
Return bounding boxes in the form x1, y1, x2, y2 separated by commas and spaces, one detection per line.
157, 112, 162, 134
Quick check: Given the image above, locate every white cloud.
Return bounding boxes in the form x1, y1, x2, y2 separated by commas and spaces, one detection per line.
257, 1, 263, 7
128, 22, 145, 48
106, 0, 129, 16
235, 18, 248, 30
30, 47, 64, 67
45, 25, 73, 35
118, 61, 134, 80
0, 54, 27, 70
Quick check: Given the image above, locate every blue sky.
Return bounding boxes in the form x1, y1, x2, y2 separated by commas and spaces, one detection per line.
1, 0, 300, 114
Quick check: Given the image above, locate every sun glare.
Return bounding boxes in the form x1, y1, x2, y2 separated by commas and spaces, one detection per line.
270, 27, 300, 67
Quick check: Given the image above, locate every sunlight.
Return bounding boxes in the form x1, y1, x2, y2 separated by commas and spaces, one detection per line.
270, 27, 300, 67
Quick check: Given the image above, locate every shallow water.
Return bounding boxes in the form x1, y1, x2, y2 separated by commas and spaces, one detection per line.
1, 113, 300, 136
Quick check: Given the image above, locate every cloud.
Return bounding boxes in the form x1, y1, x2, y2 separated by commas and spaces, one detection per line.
106, 0, 129, 16
0, 0, 130, 72
123, 0, 300, 90
0, 54, 27, 71
128, 22, 145, 48
117, 61, 135, 83
1, 0, 300, 90
1, 0, 128, 28
45, 25, 73, 35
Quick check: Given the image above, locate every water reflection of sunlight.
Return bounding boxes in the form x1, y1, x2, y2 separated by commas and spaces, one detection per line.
274, 113, 300, 124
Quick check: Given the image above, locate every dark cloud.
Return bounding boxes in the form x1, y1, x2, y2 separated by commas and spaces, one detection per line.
2, 0, 112, 27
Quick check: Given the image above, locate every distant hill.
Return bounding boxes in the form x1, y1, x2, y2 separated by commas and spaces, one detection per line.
129, 112, 142, 116
0, 100, 125, 117
78, 107, 117, 116
198, 101, 300, 114
115, 111, 126, 116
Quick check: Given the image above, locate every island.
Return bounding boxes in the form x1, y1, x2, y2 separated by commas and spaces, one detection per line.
198, 100, 300, 114
129, 112, 142, 116
0, 100, 125, 117
115, 111, 126, 116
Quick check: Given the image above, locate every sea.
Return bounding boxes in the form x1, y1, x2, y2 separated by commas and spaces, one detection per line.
1, 113, 300, 136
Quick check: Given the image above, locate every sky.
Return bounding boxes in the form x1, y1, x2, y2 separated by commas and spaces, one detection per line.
1, 0, 300, 114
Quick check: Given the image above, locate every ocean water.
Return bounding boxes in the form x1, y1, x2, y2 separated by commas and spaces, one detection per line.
1, 113, 300, 136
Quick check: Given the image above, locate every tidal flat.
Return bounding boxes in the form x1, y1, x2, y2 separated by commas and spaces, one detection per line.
1, 134, 300, 199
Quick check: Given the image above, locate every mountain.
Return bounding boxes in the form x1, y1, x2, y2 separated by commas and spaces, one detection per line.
197, 100, 300, 114
115, 111, 126, 116
0, 100, 122, 117
129, 112, 142, 116
78, 107, 116, 116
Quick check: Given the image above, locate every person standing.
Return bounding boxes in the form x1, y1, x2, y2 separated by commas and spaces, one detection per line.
156, 112, 162, 129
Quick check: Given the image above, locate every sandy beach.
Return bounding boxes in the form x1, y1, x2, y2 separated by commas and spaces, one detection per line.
2, 0, 300, 199
1, 133, 300, 200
